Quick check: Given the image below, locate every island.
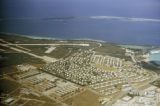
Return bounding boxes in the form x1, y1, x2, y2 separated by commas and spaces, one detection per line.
0, 33, 160, 106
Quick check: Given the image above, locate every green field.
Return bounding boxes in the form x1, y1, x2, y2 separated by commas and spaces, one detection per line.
94, 43, 131, 61
0, 52, 45, 74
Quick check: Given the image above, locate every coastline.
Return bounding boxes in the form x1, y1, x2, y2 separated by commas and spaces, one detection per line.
0, 32, 106, 42
119, 45, 152, 49
0, 32, 159, 48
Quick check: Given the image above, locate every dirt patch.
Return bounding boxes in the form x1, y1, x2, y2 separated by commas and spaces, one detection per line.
65, 89, 100, 106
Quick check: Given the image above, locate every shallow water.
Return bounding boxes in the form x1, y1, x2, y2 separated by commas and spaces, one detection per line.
150, 52, 160, 62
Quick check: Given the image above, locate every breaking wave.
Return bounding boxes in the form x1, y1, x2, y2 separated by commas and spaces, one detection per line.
90, 16, 160, 23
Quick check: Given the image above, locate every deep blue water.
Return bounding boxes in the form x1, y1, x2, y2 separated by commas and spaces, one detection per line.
0, 0, 160, 45
0, 17, 160, 46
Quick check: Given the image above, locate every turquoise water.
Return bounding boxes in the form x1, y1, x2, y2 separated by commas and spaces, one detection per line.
149, 52, 160, 64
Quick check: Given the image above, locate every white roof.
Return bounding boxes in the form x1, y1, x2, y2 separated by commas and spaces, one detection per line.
122, 96, 132, 101
5, 98, 14, 103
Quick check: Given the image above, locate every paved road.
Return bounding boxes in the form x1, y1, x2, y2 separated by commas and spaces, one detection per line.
1, 43, 90, 46
1, 42, 57, 63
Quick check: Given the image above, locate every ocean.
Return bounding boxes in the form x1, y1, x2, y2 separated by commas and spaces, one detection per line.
0, 17, 160, 46
149, 50, 160, 64
150, 53, 160, 61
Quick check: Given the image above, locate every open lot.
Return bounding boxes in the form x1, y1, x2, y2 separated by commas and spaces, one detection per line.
0, 79, 20, 94
65, 90, 100, 106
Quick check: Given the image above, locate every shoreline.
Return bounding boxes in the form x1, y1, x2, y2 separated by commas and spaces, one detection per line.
0, 32, 159, 48
119, 45, 152, 49
0, 32, 106, 43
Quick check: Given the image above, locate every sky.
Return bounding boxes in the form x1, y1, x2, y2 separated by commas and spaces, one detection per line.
0, 0, 160, 19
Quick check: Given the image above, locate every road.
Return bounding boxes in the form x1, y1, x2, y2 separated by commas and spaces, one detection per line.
1, 44, 57, 63
0, 38, 58, 63
0, 38, 90, 63
1, 43, 90, 46
90, 42, 102, 51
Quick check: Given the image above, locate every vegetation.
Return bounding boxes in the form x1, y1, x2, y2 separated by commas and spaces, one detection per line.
94, 43, 131, 61
141, 61, 160, 73
151, 78, 160, 88
0, 52, 45, 74
0, 52, 44, 67
0, 79, 20, 94
22, 45, 83, 59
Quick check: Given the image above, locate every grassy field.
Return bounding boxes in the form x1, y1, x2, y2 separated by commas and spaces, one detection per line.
0, 33, 95, 59
0, 33, 132, 60
21, 45, 82, 59
0, 52, 45, 74
94, 43, 131, 61
0, 53, 44, 66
